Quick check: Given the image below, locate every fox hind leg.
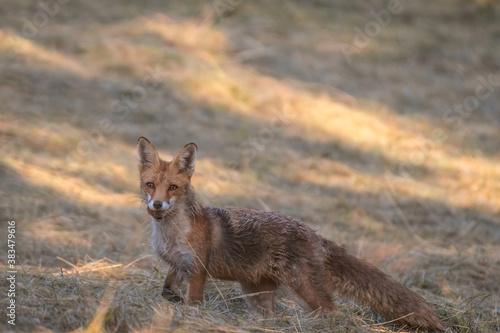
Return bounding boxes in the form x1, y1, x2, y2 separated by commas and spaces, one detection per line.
288, 271, 336, 313
240, 279, 278, 314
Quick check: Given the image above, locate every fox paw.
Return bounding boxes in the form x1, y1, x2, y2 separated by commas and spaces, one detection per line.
161, 288, 183, 303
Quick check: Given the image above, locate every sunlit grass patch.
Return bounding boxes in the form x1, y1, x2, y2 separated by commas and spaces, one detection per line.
0, 30, 90, 76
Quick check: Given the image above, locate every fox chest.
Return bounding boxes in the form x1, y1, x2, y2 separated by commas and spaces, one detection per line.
151, 221, 195, 275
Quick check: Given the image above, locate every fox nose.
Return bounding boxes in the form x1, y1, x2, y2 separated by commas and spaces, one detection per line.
152, 201, 163, 210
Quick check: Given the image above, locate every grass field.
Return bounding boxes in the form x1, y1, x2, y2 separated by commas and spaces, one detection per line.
0, 0, 499, 332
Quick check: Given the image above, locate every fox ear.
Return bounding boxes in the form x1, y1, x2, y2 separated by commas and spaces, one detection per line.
172, 143, 197, 176
137, 137, 160, 171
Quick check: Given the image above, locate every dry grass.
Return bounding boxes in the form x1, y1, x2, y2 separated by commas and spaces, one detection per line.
0, 0, 499, 332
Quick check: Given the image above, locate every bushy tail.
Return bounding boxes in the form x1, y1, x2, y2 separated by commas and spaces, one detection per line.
321, 239, 445, 331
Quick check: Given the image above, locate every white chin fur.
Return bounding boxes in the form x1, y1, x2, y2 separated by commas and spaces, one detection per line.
147, 194, 175, 211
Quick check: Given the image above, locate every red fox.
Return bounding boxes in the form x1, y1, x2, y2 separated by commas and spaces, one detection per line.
137, 137, 445, 331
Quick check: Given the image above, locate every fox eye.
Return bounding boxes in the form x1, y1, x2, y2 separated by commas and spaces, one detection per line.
146, 182, 155, 188
169, 185, 178, 191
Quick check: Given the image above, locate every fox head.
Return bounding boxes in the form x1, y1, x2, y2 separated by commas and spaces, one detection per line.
137, 137, 198, 220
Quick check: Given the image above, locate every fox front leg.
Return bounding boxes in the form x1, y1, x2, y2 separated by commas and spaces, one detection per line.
162, 269, 183, 302
186, 270, 207, 305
